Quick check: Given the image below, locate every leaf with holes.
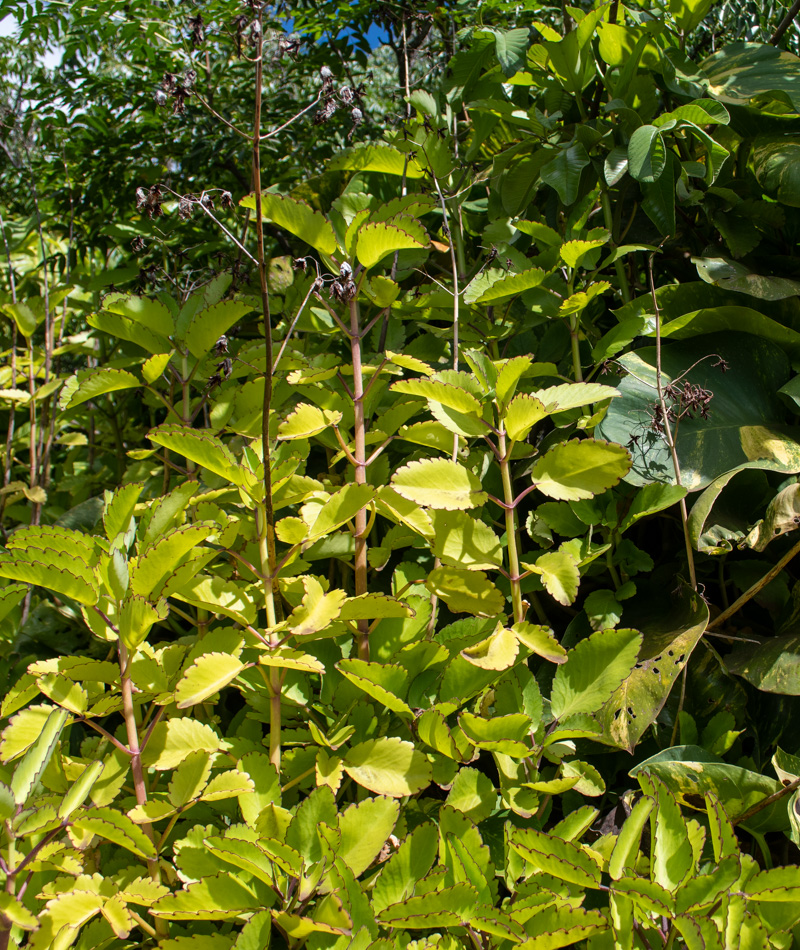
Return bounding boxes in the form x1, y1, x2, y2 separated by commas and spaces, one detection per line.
597, 585, 709, 752
551, 628, 643, 720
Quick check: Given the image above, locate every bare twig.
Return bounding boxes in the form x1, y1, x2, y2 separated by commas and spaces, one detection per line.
647, 251, 697, 591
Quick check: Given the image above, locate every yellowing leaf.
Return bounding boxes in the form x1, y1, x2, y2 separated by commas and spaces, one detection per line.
426, 566, 505, 617
461, 624, 519, 670
525, 550, 581, 605
531, 439, 631, 501
278, 403, 342, 440
504, 394, 548, 442
288, 576, 346, 636
174, 653, 246, 708
392, 458, 487, 510
343, 737, 432, 797
356, 221, 428, 269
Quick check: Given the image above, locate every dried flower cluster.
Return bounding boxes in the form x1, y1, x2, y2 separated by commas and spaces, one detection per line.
314, 66, 367, 140
330, 262, 356, 303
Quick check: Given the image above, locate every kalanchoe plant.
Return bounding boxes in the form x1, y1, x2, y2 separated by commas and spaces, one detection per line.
7, 0, 800, 945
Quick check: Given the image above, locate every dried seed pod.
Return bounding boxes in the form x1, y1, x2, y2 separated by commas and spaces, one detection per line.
220, 191, 234, 209
320, 65, 333, 80
131, 236, 146, 253
178, 196, 194, 220
188, 13, 205, 48
153, 88, 168, 107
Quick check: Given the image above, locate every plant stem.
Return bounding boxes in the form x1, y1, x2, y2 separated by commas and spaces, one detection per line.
648, 253, 697, 591
349, 298, 370, 661
118, 643, 167, 937
600, 190, 631, 303
708, 535, 800, 631
498, 430, 526, 624
771, 0, 800, 44
735, 776, 800, 827
568, 314, 583, 382
257, 507, 281, 769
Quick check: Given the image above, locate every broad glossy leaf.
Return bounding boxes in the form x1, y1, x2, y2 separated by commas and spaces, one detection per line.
631, 746, 788, 832
240, 193, 338, 255
621, 483, 687, 533
531, 439, 631, 501
551, 628, 643, 720
597, 334, 800, 489
703, 42, 800, 111
371, 824, 439, 914
343, 738, 431, 797
598, 585, 709, 752
541, 144, 590, 205
726, 634, 800, 694
628, 125, 667, 182
695, 256, 800, 301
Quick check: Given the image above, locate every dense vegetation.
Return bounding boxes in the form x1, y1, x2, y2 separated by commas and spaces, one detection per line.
5, 0, 800, 946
